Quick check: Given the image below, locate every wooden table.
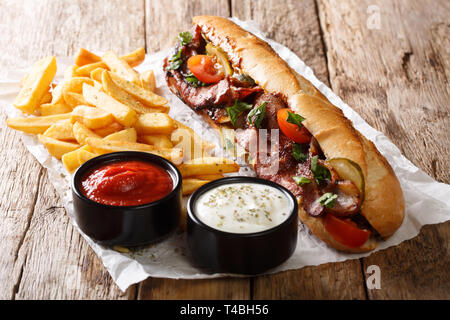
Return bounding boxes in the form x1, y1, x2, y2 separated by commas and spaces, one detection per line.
1, 0, 448, 300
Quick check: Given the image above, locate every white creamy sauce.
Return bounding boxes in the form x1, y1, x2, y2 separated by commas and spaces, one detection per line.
194, 183, 291, 234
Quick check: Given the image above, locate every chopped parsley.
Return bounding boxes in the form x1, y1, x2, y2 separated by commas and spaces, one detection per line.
318, 192, 338, 208
311, 155, 331, 184
166, 31, 193, 71
178, 31, 192, 46
247, 102, 266, 129
292, 176, 311, 185
166, 48, 183, 70
286, 110, 306, 128
185, 73, 207, 88
292, 143, 307, 162
226, 100, 253, 127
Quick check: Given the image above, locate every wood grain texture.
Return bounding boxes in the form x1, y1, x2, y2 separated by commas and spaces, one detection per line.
232, 0, 367, 300
0, 110, 43, 299
145, 0, 230, 53
317, 0, 450, 299
14, 172, 134, 299
0, 0, 145, 299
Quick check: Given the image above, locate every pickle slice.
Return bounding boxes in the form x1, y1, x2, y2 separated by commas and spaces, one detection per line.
205, 43, 233, 76
329, 158, 365, 202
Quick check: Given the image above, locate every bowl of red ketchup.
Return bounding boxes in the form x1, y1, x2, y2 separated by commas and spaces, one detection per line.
72, 151, 182, 246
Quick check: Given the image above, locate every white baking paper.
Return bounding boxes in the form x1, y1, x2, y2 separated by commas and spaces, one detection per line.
1, 18, 449, 292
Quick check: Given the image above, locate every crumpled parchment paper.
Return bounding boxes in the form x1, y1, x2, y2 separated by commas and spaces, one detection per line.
1, 18, 449, 292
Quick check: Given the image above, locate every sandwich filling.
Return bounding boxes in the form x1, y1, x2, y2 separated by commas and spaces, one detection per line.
164, 27, 377, 248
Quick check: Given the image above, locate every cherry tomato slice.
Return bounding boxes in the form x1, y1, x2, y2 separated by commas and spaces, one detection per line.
187, 55, 224, 84
323, 214, 371, 248
277, 108, 312, 143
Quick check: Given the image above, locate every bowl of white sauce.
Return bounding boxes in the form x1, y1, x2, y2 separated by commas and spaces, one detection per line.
187, 176, 298, 274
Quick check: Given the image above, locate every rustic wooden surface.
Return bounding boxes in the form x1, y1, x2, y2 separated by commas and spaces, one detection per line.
0, 0, 448, 300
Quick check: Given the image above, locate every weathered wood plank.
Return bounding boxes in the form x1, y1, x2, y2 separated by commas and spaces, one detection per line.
0, 0, 145, 299
145, 0, 231, 52
139, 0, 252, 300
317, 0, 450, 299
0, 111, 43, 299
232, 0, 367, 300
14, 172, 135, 299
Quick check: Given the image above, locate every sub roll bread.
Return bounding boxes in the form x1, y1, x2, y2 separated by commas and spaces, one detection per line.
164, 16, 405, 252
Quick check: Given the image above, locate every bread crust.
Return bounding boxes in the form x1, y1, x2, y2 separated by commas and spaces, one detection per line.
191, 16, 404, 250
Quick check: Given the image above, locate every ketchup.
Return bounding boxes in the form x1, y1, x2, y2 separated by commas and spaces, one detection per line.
80, 160, 173, 206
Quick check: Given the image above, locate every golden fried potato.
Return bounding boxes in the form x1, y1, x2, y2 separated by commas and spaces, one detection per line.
139, 134, 173, 148
182, 179, 209, 195
134, 112, 175, 135
38, 134, 80, 159
43, 121, 75, 141
39, 102, 72, 116
6, 113, 71, 134
71, 105, 115, 129
14, 56, 57, 114
102, 51, 140, 84
83, 84, 137, 127
178, 157, 239, 177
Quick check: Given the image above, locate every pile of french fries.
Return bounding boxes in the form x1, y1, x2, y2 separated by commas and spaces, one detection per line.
7, 47, 239, 195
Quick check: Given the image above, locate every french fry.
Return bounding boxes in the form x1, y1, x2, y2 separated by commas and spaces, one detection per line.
71, 105, 115, 129
101, 70, 160, 114
190, 174, 224, 180
83, 84, 137, 127
103, 128, 137, 142
140, 69, 156, 92
108, 72, 168, 108
63, 91, 90, 108
102, 51, 140, 84
139, 134, 173, 148
75, 47, 145, 68
39, 102, 72, 116
74, 61, 106, 78
74, 48, 101, 66
85, 138, 183, 163
43, 121, 75, 141
62, 144, 93, 173
38, 134, 80, 159
6, 113, 71, 134
90, 67, 106, 82
134, 112, 175, 135
39, 88, 52, 105
77, 149, 96, 165
72, 121, 101, 144
182, 179, 210, 195
51, 82, 65, 104
93, 122, 124, 137
178, 157, 239, 177
14, 56, 57, 114
62, 77, 94, 94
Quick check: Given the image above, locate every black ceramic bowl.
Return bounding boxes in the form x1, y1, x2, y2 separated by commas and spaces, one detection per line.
72, 151, 182, 246
187, 176, 298, 275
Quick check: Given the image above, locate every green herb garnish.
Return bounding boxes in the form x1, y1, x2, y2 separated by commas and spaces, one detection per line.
185, 73, 207, 88
227, 100, 253, 127
178, 31, 192, 46
292, 176, 311, 186
286, 111, 306, 128
318, 192, 338, 208
247, 102, 266, 129
166, 48, 183, 70
311, 155, 331, 184
292, 143, 307, 162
